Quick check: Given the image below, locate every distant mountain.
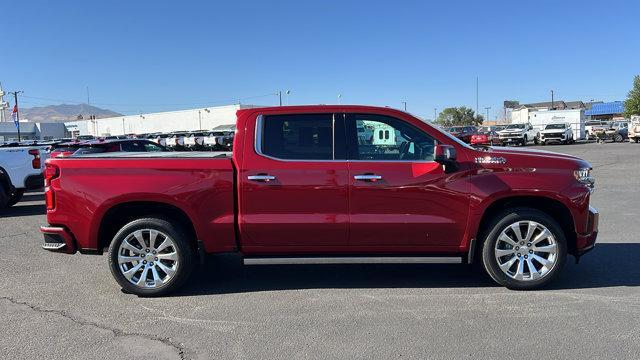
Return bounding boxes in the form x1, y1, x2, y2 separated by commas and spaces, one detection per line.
18, 104, 122, 122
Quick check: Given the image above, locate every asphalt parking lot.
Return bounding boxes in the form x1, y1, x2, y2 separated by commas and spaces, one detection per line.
1, 141, 639, 360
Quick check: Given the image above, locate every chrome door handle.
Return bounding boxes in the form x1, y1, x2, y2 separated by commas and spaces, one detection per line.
354, 174, 382, 182
247, 174, 276, 182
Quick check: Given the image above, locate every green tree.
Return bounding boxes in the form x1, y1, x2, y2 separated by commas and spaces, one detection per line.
435, 106, 484, 127
623, 75, 640, 117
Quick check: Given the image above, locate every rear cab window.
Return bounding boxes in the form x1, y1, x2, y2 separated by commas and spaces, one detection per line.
259, 114, 341, 160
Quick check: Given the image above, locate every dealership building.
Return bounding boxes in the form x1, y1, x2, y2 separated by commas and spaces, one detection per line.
0, 122, 69, 142
65, 104, 259, 137
585, 101, 625, 121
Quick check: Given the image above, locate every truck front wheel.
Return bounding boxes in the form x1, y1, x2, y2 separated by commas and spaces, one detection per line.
108, 217, 195, 296
480, 208, 567, 290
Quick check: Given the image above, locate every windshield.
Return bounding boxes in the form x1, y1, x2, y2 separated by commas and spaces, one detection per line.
545, 124, 566, 130
506, 124, 525, 129
448, 126, 464, 132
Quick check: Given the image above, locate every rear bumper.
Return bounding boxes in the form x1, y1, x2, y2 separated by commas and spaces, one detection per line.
575, 206, 599, 254
40, 226, 76, 254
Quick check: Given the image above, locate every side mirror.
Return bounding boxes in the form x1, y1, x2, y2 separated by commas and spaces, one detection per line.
434, 144, 458, 173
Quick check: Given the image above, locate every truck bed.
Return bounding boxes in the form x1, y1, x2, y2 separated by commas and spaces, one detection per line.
45, 154, 236, 254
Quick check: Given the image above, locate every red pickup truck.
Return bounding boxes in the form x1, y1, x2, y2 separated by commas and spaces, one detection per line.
41, 105, 598, 296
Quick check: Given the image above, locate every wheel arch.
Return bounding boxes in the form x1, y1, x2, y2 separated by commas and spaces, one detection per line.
475, 195, 577, 256
97, 201, 198, 254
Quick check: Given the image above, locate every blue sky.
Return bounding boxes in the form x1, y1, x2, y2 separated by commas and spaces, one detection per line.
2, 0, 639, 120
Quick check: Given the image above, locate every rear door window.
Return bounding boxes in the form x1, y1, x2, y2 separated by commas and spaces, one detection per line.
260, 114, 336, 160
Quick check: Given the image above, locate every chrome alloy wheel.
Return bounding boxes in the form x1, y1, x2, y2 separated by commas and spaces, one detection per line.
494, 221, 558, 281
117, 229, 179, 288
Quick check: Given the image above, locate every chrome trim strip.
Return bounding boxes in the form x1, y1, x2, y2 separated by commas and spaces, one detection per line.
243, 256, 462, 265
354, 174, 382, 181
41, 226, 65, 232
247, 175, 276, 181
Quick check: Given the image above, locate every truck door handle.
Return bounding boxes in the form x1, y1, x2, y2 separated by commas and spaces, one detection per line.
354, 174, 382, 182
247, 174, 276, 182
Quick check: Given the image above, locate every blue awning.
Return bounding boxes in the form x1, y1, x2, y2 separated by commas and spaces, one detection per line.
586, 101, 624, 116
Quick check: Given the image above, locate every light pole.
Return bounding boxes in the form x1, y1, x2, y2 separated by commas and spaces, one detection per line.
277, 90, 291, 106
337, 94, 342, 104
434, 108, 437, 121
401, 101, 407, 111
485, 107, 491, 123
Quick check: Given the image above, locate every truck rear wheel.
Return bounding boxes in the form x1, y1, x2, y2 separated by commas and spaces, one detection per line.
5, 189, 24, 208
480, 208, 567, 290
0, 185, 8, 209
108, 217, 195, 296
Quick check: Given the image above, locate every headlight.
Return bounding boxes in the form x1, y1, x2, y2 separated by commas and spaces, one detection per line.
574, 167, 594, 188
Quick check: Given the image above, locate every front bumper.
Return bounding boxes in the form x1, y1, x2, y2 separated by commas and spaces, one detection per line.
541, 133, 567, 142
575, 206, 599, 255
40, 226, 76, 254
499, 134, 524, 142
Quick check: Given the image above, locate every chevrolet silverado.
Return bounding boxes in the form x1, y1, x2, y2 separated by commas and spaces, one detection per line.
41, 105, 598, 296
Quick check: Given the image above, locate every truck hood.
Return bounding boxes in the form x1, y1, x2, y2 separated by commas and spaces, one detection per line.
472, 146, 590, 169
487, 146, 581, 160
540, 129, 566, 134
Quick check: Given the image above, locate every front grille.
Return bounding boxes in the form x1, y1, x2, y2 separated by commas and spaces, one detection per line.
499, 134, 522, 139
543, 132, 565, 139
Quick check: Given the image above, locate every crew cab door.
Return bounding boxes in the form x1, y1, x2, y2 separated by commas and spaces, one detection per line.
346, 113, 469, 250
239, 112, 349, 252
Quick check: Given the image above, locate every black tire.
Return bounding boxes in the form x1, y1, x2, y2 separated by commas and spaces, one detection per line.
108, 217, 195, 296
635, 138, 640, 143
614, 134, 623, 142
521, 136, 527, 146
0, 185, 8, 209
5, 189, 24, 208
533, 136, 539, 145
480, 207, 567, 290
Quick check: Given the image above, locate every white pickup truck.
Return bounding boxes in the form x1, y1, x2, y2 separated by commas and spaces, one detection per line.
497, 123, 539, 146
0, 145, 49, 209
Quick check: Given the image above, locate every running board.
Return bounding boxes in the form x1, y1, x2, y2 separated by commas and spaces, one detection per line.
243, 256, 462, 265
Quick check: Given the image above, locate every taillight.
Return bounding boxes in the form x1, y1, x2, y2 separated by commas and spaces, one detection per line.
29, 149, 41, 169
44, 164, 59, 210
45, 187, 56, 210
44, 164, 59, 187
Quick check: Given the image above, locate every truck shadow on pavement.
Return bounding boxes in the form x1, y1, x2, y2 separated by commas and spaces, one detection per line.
174, 243, 639, 296
0, 203, 46, 217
